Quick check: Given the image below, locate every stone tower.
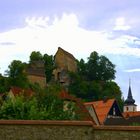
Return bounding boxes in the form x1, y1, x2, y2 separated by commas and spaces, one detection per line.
26, 60, 46, 87
53, 47, 77, 87
123, 80, 137, 112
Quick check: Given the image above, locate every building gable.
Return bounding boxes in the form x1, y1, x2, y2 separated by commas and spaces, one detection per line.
85, 99, 123, 125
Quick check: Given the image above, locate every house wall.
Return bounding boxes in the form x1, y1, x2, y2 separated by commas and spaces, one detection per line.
124, 105, 137, 112
0, 120, 140, 140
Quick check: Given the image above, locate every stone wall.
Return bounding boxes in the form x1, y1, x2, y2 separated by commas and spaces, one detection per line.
54, 47, 77, 72
93, 125, 140, 140
27, 75, 46, 87
0, 120, 140, 140
0, 120, 93, 140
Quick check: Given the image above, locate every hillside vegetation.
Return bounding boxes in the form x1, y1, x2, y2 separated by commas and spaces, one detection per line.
0, 50, 124, 117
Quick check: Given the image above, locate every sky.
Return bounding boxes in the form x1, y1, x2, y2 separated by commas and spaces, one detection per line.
0, 0, 140, 109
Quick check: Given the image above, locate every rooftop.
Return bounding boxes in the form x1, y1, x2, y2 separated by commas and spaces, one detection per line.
123, 111, 140, 118
85, 99, 115, 124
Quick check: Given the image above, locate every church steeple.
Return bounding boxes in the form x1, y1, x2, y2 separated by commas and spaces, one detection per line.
124, 79, 135, 105
123, 79, 137, 112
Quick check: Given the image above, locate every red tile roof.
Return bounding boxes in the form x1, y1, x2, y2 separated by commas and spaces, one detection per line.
123, 111, 140, 118
84, 99, 115, 124
10, 87, 23, 96
10, 86, 33, 97
59, 91, 80, 101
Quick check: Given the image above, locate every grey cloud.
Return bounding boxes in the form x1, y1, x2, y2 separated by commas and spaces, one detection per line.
0, 42, 16, 46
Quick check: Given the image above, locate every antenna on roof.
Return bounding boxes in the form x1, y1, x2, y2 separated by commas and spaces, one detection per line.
129, 78, 131, 87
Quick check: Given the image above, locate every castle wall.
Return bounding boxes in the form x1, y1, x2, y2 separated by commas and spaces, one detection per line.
27, 75, 46, 87
54, 48, 77, 72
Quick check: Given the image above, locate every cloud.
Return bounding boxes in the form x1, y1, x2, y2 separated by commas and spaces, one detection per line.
1, 13, 140, 74
113, 17, 131, 31
124, 69, 140, 73
0, 42, 16, 46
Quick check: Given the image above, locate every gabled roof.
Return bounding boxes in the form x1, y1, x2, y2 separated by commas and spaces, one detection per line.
59, 90, 96, 124
123, 111, 140, 118
84, 99, 116, 124
84, 103, 100, 125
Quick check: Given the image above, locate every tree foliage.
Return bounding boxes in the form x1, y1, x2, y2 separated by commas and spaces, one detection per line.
0, 50, 124, 114
5, 60, 29, 88
0, 75, 9, 93
78, 51, 116, 81
29, 51, 43, 62
43, 54, 54, 82
0, 84, 79, 120
29, 51, 54, 82
69, 51, 123, 110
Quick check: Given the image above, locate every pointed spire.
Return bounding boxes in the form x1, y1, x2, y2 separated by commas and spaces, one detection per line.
124, 79, 135, 105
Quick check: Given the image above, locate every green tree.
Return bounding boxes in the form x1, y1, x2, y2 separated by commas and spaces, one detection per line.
5, 60, 29, 88
87, 51, 116, 81
69, 52, 122, 107
29, 51, 54, 82
77, 59, 87, 80
29, 51, 43, 62
0, 75, 10, 93
43, 54, 54, 82
0, 85, 79, 120
69, 76, 101, 102
98, 81, 124, 111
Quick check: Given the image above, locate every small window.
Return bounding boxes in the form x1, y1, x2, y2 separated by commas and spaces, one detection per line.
113, 108, 116, 116
126, 107, 129, 111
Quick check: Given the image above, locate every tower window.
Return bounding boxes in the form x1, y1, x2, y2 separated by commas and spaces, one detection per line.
126, 107, 129, 111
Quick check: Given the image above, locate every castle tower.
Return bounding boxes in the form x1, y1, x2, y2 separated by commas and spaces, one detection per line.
26, 60, 46, 87
123, 80, 137, 112
53, 47, 77, 87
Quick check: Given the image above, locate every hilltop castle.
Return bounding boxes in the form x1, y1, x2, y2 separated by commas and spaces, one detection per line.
25, 47, 77, 87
